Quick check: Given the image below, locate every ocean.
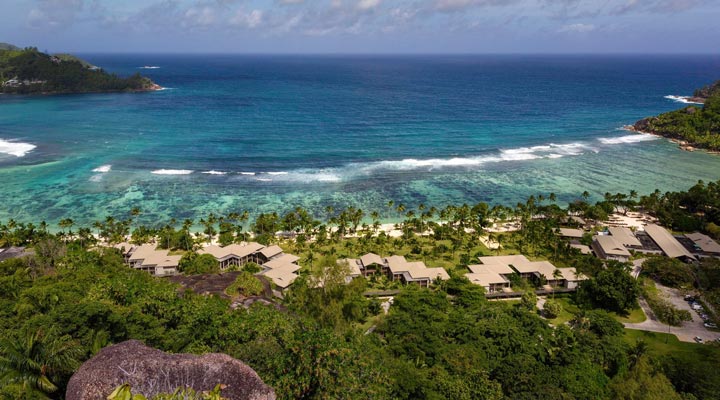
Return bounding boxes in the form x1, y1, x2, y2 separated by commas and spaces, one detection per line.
1, 54, 720, 226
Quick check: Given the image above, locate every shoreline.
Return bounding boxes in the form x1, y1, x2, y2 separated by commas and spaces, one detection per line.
623, 125, 719, 155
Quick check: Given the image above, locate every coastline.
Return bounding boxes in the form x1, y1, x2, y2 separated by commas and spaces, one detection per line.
624, 124, 719, 155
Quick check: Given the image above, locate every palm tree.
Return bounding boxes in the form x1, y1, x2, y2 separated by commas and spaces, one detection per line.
0, 329, 83, 397
57, 219, 74, 243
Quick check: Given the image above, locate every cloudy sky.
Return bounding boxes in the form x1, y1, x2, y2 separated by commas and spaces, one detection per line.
2, 0, 719, 53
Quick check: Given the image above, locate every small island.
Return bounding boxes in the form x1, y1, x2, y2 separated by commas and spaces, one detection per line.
632, 80, 720, 152
0, 43, 160, 95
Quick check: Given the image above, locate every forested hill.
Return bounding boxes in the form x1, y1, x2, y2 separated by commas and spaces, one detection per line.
0, 45, 160, 94
634, 80, 720, 151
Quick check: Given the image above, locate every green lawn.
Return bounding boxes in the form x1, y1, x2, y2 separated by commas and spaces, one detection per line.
622, 329, 702, 356
545, 296, 581, 325
612, 307, 647, 324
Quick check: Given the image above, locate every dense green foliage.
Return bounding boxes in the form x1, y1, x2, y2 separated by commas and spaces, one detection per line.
226, 272, 264, 297
108, 383, 225, 400
639, 180, 720, 235
576, 261, 640, 314
178, 253, 220, 275
0, 46, 156, 94
635, 81, 720, 150
642, 257, 695, 288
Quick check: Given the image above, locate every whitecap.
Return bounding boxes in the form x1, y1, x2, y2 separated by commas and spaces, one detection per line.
597, 134, 658, 145
664, 95, 703, 105
255, 178, 272, 182
0, 138, 36, 157
151, 169, 193, 175
92, 164, 112, 173
267, 171, 288, 176
546, 154, 564, 159
139, 66, 161, 69
240, 172, 256, 176
201, 170, 227, 175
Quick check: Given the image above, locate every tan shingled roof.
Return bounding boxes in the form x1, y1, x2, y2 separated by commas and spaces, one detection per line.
593, 235, 631, 257
685, 232, 720, 254
644, 224, 695, 260
608, 226, 642, 247
360, 253, 384, 266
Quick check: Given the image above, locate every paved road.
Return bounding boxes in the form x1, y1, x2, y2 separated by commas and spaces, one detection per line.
625, 283, 720, 343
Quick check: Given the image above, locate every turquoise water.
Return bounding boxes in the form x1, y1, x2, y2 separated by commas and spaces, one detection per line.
1, 55, 720, 226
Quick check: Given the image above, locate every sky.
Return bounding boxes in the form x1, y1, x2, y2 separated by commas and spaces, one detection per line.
2, 0, 719, 53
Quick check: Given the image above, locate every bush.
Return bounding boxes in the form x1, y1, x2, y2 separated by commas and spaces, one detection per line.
226, 271, 264, 297
243, 262, 262, 274
543, 299, 562, 319
178, 253, 220, 275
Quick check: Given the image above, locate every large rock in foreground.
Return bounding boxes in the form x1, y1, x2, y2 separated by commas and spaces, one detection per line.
66, 340, 275, 400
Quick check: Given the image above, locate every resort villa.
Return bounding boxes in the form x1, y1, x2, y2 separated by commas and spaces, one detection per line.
466, 255, 586, 293
198, 243, 302, 291
591, 235, 632, 262
116, 241, 303, 291
340, 253, 450, 287
642, 224, 697, 262
115, 243, 181, 277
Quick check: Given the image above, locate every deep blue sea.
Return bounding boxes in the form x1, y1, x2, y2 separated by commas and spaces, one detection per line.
1, 54, 720, 226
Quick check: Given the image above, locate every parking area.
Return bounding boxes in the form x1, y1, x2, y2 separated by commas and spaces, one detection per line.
626, 283, 720, 343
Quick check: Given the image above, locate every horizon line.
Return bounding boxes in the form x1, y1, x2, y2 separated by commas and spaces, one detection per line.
64, 51, 720, 56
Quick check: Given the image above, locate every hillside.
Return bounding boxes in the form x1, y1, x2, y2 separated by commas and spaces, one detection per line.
634, 81, 720, 151
0, 45, 160, 94
0, 42, 20, 51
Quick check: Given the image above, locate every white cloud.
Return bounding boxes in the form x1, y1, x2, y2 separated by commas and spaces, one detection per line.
358, 0, 381, 10
184, 6, 216, 27
558, 23, 595, 33
229, 9, 264, 28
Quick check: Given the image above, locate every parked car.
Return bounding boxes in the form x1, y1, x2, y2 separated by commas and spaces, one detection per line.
700, 314, 710, 320
692, 304, 704, 311
704, 322, 718, 329
685, 295, 696, 301
694, 336, 704, 344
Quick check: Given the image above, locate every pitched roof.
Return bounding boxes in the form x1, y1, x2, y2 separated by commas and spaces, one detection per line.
478, 255, 531, 266
685, 232, 720, 254
385, 255, 409, 274
259, 245, 283, 259
511, 260, 558, 280
262, 268, 298, 289
644, 224, 695, 260
608, 226, 642, 247
360, 253, 384, 266
141, 253, 181, 268
557, 268, 587, 282
570, 243, 592, 255
559, 228, 584, 238
593, 235, 632, 257
339, 259, 363, 276
466, 271, 509, 287
199, 242, 266, 259
468, 263, 514, 275
263, 257, 300, 272
128, 244, 158, 261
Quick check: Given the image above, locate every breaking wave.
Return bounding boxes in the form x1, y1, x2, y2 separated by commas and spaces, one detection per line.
92, 165, 112, 173
664, 95, 703, 105
597, 134, 658, 145
0, 138, 36, 157
152, 169, 194, 175
142, 132, 658, 183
